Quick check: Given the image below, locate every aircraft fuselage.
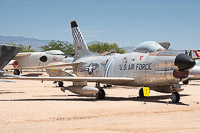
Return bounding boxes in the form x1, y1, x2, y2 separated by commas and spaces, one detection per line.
74, 51, 185, 87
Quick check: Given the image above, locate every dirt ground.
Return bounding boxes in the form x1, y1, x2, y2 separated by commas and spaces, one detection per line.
0, 73, 200, 133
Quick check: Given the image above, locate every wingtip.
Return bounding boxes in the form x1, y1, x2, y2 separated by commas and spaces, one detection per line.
71, 21, 78, 28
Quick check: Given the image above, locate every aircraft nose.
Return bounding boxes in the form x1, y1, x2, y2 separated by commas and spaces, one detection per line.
175, 53, 195, 71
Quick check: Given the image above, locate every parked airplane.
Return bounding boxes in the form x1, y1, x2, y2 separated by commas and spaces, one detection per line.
2, 21, 195, 103
3, 50, 65, 75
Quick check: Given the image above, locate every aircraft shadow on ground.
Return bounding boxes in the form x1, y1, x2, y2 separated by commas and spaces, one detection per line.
182, 84, 200, 86
0, 94, 190, 106
0, 90, 24, 95
21, 73, 43, 77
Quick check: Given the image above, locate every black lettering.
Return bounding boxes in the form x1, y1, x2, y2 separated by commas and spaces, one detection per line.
128, 64, 131, 70
136, 64, 139, 70
119, 64, 122, 70
146, 63, 148, 70
131, 64, 134, 70
149, 63, 152, 70
124, 64, 127, 70
139, 64, 142, 70
142, 64, 145, 70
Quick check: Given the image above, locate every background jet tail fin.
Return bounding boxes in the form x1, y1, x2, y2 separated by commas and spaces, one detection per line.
71, 21, 89, 59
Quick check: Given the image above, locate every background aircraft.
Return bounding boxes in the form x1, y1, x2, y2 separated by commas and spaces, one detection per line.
3, 50, 65, 75
2, 21, 195, 103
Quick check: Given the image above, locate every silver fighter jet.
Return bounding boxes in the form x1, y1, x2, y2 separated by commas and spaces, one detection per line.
3, 21, 195, 103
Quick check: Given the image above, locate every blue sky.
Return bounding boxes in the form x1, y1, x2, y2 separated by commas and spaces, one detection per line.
0, 0, 200, 49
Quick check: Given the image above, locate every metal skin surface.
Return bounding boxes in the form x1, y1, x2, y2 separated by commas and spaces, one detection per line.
189, 65, 200, 80
1, 21, 196, 102
74, 50, 184, 92
0, 44, 21, 69
70, 21, 194, 93
3, 52, 65, 70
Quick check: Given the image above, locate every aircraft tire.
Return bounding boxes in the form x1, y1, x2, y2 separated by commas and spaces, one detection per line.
58, 81, 64, 87
106, 84, 112, 87
139, 88, 144, 98
96, 89, 105, 99
182, 80, 189, 84
14, 70, 20, 75
171, 92, 180, 103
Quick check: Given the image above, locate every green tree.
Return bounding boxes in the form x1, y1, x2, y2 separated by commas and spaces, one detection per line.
8, 43, 17, 47
19, 44, 36, 52
41, 40, 75, 56
88, 42, 125, 54
8, 43, 35, 52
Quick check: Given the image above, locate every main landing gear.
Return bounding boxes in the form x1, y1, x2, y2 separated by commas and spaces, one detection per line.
138, 88, 180, 103
58, 81, 64, 87
182, 80, 189, 84
171, 92, 180, 103
14, 69, 20, 75
53, 81, 64, 87
96, 83, 105, 99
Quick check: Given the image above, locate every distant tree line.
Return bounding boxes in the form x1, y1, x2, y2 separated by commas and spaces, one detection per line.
8, 40, 125, 56
8, 43, 36, 52
40, 40, 75, 56
88, 42, 125, 54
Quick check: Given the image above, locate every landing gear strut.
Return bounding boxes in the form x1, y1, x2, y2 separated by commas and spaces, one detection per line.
58, 81, 64, 87
171, 92, 180, 103
182, 80, 189, 84
96, 82, 105, 99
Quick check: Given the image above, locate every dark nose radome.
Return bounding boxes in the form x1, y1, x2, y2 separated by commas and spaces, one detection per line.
175, 53, 195, 71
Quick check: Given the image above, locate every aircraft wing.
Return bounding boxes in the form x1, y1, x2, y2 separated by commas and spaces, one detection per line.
15, 53, 31, 57
2, 76, 134, 84
12, 62, 83, 70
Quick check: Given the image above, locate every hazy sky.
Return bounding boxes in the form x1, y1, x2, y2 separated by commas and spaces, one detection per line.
0, 0, 200, 49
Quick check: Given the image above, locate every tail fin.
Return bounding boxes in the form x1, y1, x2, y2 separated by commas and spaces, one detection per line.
71, 21, 90, 59
0, 45, 21, 69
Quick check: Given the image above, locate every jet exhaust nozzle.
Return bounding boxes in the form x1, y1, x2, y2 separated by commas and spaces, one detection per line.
175, 53, 195, 71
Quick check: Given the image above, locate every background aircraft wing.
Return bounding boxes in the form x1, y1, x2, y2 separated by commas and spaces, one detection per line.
14, 62, 83, 69
2, 76, 134, 84
15, 53, 31, 57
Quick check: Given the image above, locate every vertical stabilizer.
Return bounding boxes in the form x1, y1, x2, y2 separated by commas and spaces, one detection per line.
71, 21, 89, 59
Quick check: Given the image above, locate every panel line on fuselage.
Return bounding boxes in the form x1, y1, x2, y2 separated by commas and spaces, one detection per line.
104, 55, 119, 77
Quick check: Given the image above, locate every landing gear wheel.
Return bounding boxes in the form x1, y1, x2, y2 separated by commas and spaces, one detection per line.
171, 92, 180, 103
106, 84, 112, 87
58, 81, 64, 87
182, 80, 189, 84
139, 88, 144, 98
96, 89, 105, 99
14, 69, 20, 75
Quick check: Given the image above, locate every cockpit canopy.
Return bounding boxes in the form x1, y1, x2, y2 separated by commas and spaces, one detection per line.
133, 41, 170, 53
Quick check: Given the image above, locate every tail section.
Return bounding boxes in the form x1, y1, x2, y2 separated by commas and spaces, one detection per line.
71, 21, 89, 59
0, 45, 21, 69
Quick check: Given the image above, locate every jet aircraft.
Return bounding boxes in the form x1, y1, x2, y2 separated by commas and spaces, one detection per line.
3, 50, 65, 75
2, 21, 196, 103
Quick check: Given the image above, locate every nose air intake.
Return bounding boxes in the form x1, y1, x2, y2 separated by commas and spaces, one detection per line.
175, 53, 195, 71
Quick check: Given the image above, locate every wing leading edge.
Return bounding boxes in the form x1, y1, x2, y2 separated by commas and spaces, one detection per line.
2, 76, 134, 84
